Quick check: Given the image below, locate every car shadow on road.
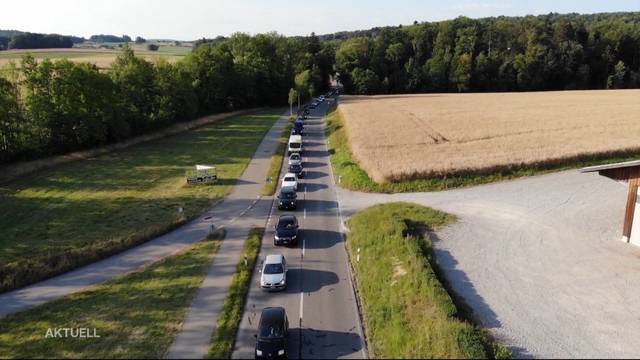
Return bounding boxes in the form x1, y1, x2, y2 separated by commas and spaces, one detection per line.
289, 327, 363, 359
298, 199, 338, 213
304, 182, 328, 193
303, 149, 330, 158
302, 170, 326, 180
300, 228, 342, 249
301, 161, 325, 169
285, 268, 339, 293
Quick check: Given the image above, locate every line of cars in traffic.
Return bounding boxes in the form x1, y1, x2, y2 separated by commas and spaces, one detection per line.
253, 93, 336, 359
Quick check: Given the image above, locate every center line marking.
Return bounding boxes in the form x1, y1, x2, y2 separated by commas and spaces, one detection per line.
299, 291, 304, 321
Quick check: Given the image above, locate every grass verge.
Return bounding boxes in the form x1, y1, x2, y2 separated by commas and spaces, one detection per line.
0, 109, 282, 293
345, 202, 510, 358
0, 228, 225, 358
261, 116, 295, 196
206, 227, 264, 359
325, 108, 640, 193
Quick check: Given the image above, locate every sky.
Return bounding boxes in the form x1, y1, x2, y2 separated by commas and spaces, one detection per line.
1, 0, 639, 40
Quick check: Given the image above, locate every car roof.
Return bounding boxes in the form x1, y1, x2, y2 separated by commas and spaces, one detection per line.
260, 307, 285, 326
265, 254, 284, 263
283, 173, 296, 178
289, 135, 302, 141
278, 214, 296, 222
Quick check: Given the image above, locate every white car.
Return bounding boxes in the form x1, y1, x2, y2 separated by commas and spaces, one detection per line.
260, 254, 287, 291
281, 173, 298, 191
288, 153, 302, 166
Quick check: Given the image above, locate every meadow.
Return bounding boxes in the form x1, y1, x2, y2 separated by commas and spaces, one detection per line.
0, 110, 281, 292
338, 90, 640, 182
0, 44, 190, 69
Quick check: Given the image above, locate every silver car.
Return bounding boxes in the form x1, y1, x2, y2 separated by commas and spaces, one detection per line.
260, 254, 287, 291
288, 153, 302, 166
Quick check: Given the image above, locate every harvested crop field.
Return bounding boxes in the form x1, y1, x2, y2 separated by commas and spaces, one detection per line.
338, 90, 640, 182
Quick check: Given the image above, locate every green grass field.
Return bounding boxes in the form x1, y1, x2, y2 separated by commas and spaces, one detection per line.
346, 202, 510, 359
0, 110, 281, 292
207, 227, 263, 359
0, 45, 189, 69
325, 107, 640, 193
0, 230, 224, 358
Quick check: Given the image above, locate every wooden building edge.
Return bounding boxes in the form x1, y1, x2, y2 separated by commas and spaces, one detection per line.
581, 160, 640, 245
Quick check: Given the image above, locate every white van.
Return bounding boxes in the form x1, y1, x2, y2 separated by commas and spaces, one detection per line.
288, 135, 302, 154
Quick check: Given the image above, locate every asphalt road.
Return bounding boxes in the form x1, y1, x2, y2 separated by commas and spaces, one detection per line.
232, 100, 366, 359
336, 169, 640, 358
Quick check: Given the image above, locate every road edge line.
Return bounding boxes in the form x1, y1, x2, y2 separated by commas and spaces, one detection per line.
322, 103, 369, 359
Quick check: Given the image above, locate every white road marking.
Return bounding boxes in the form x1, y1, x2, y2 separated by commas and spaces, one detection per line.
304, 207, 306, 219
299, 291, 304, 321
302, 238, 305, 257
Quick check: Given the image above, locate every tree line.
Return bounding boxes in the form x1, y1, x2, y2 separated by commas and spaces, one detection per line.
334, 12, 640, 94
0, 33, 333, 163
3, 12, 640, 163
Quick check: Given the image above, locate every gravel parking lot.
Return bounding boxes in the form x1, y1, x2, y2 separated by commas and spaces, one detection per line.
337, 170, 640, 358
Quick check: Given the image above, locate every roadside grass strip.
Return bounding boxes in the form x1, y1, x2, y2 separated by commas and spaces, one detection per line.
261, 116, 295, 196
207, 227, 264, 359
0, 229, 225, 358
325, 108, 640, 193
345, 202, 511, 359
0, 109, 281, 293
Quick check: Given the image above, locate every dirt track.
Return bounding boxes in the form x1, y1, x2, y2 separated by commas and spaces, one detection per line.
337, 170, 640, 358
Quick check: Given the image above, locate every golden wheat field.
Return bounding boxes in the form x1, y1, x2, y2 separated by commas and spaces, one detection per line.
338, 90, 640, 182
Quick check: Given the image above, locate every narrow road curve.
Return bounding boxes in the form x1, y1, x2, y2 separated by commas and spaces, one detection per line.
233, 100, 366, 359
0, 111, 290, 319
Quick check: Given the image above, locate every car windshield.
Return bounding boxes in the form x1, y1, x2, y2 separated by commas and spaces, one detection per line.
290, 155, 300, 160
278, 219, 295, 228
289, 143, 301, 149
264, 263, 284, 274
290, 165, 301, 170
284, 177, 295, 182
259, 323, 284, 338
280, 191, 295, 199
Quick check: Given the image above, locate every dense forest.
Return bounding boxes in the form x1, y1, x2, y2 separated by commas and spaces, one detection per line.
0, 33, 333, 163
0, 30, 84, 50
1, 12, 640, 164
88, 34, 132, 43
332, 12, 640, 93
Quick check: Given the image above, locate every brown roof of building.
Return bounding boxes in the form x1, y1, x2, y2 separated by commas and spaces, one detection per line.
580, 160, 640, 173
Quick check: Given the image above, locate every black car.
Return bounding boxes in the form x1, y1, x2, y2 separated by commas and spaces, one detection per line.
291, 121, 303, 136
274, 215, 298, 246
255, 307, 289, 359
288, 163, 303, 178
277, 186, 297, 210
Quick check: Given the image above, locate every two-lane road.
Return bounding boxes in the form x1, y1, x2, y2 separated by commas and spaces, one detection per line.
233, 100, 366, 359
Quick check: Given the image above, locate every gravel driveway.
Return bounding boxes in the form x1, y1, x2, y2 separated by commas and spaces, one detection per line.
337, 170, 640, 358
